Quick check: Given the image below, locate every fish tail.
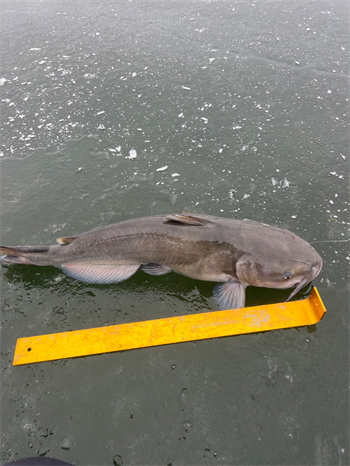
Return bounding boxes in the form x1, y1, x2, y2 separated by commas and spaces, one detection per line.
0, 245, 50, 265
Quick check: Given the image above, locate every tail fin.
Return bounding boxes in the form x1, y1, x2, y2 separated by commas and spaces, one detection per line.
0, 246, 49, 265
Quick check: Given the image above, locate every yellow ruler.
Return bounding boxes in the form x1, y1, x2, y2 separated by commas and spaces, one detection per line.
13, 287, 326, 365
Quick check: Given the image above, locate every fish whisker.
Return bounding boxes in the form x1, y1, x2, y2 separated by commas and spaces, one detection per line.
288, 257, 311, 265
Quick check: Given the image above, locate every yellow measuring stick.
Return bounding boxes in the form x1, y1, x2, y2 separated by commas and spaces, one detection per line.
13, 287, 326, 365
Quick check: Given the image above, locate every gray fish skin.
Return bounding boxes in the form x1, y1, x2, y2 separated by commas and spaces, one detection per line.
0, 213, 323, 309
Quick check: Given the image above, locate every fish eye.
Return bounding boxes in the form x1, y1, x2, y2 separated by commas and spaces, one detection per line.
283, 272, 293, 280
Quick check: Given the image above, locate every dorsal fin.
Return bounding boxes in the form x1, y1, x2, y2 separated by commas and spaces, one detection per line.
163, 213, 211, 226
56, 236, 77, 245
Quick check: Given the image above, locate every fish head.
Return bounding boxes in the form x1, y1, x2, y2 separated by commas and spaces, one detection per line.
235, 228, 323, 300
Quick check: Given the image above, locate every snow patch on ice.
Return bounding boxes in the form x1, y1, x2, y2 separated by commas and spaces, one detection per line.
127, 149, 137, 159
156, 165, 168, 172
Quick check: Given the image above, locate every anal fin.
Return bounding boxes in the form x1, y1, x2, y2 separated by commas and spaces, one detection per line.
61, 263, 139, 284
141, 263, 173, 276
213, 280, 246, 310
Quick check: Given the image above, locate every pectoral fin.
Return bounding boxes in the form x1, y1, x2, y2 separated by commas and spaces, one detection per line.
61, 263, 139, 284
213, 280, 246, 310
